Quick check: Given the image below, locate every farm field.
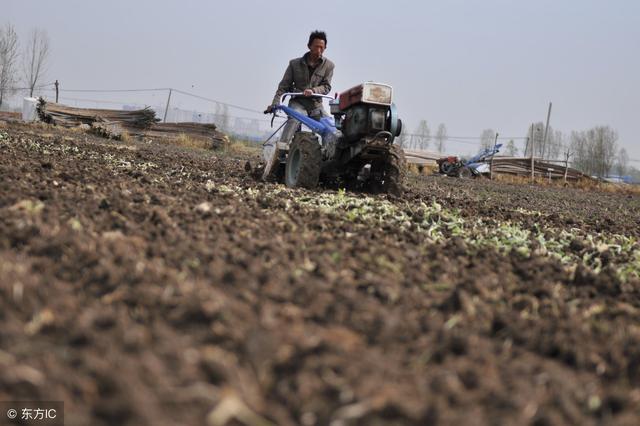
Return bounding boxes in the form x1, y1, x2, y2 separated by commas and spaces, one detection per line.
1, 121, 640, 425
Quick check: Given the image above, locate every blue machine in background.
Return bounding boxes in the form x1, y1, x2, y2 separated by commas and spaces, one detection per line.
437, 144, 503, 177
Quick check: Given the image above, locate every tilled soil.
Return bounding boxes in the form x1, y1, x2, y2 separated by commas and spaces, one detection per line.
408, 174, 640, 237
1, 122, 640, 425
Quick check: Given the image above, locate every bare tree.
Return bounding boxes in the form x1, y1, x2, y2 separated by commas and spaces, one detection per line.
570, 126, 618, 177
397, 128, 409, 148
434, 123, 447, 152
479, 128, 496, 150
570, 130, 589, 173
592, 126, 617, 178
0, 23, 19, 108
530, 125, 565, 160
504, 139, 518, 156
615, 147, 629, 177
414, 120, 431, 150
546, 129, 564, 160
23, 28, 50, 97
524, 123, 544, 157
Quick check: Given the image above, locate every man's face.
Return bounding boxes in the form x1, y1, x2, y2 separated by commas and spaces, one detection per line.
308, 38, 326, 59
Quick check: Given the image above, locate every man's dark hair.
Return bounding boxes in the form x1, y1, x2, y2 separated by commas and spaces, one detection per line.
308, 30, 327, 47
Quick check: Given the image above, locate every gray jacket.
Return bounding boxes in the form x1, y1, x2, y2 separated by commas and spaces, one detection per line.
271, 52, 334, 111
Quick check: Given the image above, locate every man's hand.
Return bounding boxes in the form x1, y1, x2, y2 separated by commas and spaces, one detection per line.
303, 89, 314, 96
264, 105, 274, 114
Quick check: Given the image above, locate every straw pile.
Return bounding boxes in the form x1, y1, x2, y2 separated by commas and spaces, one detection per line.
146, 122, 219, 138
146, 122, 229, 149
36, 99, 158, 134
490, 157, 586, 180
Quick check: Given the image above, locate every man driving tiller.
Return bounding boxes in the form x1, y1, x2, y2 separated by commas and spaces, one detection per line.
263, 30, 335, 180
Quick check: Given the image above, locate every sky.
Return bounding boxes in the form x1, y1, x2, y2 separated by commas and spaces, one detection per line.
4, 0, 640, 161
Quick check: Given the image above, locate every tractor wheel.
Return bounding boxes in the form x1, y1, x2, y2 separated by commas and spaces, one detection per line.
440, 161, 456, 176
381, 144, 407, 195
285, 132, 322, 189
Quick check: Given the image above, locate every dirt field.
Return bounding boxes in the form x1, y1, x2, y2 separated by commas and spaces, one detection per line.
1, 122, 639, 426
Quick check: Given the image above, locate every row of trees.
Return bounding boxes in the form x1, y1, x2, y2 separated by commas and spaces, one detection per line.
520, 122, 627, 177
397, 121, 448, 152
482, 124, 629, 178
570, 126, 628, 178
521, 122, 565, 160
0, 23, 50, 108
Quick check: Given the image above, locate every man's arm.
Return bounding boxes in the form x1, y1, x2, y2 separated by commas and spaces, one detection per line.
311, 61, 334, 95
271, 62, 294, 106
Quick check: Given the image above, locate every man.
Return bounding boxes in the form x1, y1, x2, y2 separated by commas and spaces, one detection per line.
263, 30, 334, 179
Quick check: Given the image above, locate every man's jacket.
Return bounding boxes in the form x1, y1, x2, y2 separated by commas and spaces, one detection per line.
271, 52, 334, 111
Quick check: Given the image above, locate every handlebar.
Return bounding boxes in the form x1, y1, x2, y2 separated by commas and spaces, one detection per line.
279, 92, 335, 104
264, 92, 335, 114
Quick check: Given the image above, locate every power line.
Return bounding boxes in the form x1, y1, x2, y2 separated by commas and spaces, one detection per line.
444, 138, 486, 146
49, 95, 281, 125
400, 136, 528, 147
59, 87, 170, 93
54, 97, 283, 127
401, 133, 527, 140
6, 83, 56, 91
171, 88, 263, 114
56, 95, 139, 105
41, 86, 263, 114
31, 89, 285, 125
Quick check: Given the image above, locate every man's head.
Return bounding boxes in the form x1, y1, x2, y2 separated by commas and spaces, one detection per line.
307, 30, 327, 60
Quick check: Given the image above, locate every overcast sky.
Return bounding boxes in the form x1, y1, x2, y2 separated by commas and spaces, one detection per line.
4, 0, 640, 160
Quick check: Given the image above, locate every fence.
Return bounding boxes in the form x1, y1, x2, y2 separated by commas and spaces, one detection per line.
1, 84, 286, 142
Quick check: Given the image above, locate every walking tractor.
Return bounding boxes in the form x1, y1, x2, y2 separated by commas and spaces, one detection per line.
262, 82, 407, 194
436, 143, 503, 178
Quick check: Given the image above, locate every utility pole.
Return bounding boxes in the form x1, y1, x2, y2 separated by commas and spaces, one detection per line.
163, 88, 173, 123
54, 80, 59, 103
490, 132, 499, 180
530, 124, 535, 183
541, 102, 552, 160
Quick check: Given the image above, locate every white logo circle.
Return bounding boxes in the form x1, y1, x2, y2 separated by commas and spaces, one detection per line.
6, 408, 17, 419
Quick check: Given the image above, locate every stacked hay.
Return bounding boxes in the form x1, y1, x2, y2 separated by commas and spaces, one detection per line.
146, 122, 229, 150
490, 157, 587, 181
403, 149, 439, 166
36, 99, 158, 137
37, 99, 228, 147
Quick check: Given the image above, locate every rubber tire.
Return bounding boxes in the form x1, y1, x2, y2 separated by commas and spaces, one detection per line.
438, 162, 447, 174
285, 133, 322, 189
381, 144, 407, 195
440, 162, 456, 176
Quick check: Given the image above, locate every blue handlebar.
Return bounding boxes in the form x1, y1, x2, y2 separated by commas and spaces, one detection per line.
464, 143, 503, 165
273, 104, 337, 138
